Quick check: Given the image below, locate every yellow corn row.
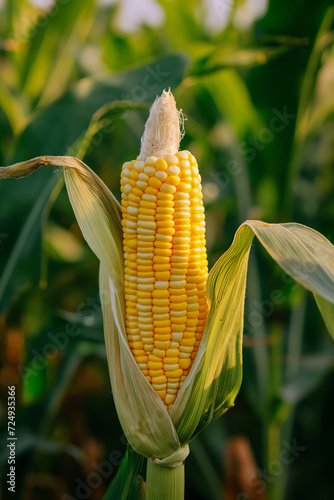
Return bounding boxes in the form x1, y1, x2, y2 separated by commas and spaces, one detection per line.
121, 151, 209, 408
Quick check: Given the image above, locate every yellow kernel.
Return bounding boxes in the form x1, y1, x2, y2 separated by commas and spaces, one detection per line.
133, 349, 146, 356
135, 355, 148, 363
152, 375, 167, 384
147, 361, 163, 370
164, 357, 179, 364
137, 265, 154, 272
157, 220, 174, 228
154, 248, 172, 256
154, 319, 170, 327
145, 186, 158, 195
148, 354, 163, 363
155, 159, 168, 171
138, 207, 155, 216
165, 394, 176, 405
154, 341, 170, 350
152, 289, 169, 298
152, 349, 166, 359
170, 280, 187, 289
158, 227, 175, 236
127, 239, 137, 249
149, 369, 164, 377
144, 166, 156, 175
183, 331, 195, 339
149, 177, 162, 189
152, 383, 166, 391
177, 182, 191, 193
138, 220, 156, 229
166, 175, 180, 186
167, 165, 180, 175
165, 369, 183, 378
152, 306, 169, 314
155, 327, 171, 335
140, 200, 156, 209
134, 160, 145, 171
171, 316, 187, 325
164, 155, 179, 164
154, 264, 171, 272
138, 284, 154, 291
169, 288, 186, 295
164, 364, 179, 371
166, 349, 179, 357
156, 234, 173, 243
155, 271, 171, 281
136, 292, 151, 301
157, 191, 173, 200
129, 170, 139, 180
145, 156, 157, 164
161, 184, 176, 194
153, 256, 170, 264
175, 151, 189, 160
181, 338, 196, 346
155, 241, 172, 249
172, 332, 183, 342
179, 345, 193, 353
170, 302, 187, 311
157, 390, 166, 400
172, 324, 185, 333
153, 299, 169, 307
155, 334, 171, 341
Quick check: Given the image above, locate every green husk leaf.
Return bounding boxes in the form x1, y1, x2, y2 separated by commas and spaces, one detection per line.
172, 221, 334, 443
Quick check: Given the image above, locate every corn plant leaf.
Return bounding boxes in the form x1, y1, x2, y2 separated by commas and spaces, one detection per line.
172, 221, 334, 444
14, 52, 189, 159
103, 444, 144, 500
188, 45, 293, 76
19, 0, 95, 106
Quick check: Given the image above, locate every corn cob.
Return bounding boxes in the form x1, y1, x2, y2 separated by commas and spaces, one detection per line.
121, 151, 209, 408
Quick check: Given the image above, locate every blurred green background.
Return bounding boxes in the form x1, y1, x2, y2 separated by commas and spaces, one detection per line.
0, 0, 333, 499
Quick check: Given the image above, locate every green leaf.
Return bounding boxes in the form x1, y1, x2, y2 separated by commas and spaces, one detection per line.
172, 225, 253, 442
172, 221, 334, 443
189, 44, 293, 76
204, 70, 264, 138
0, 80, 27, 134
14, 52, 189, 159
103, 444, 144, 500
19, 0, 96, 106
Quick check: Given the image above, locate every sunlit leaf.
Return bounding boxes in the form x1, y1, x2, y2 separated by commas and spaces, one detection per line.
189, 45, 293, 76
172, 221, 334, 442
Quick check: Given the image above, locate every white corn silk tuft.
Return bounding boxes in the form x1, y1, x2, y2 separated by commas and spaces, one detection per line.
139, 89, 185, 160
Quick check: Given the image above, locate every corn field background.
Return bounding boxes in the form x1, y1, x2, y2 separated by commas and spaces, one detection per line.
0, 0, 333, 499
